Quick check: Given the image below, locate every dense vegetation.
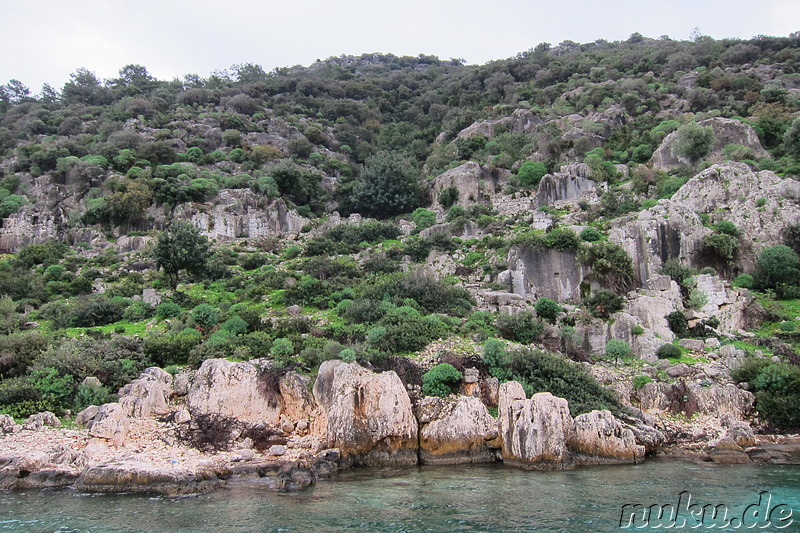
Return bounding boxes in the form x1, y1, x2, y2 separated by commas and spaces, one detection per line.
1, 33, 800, 426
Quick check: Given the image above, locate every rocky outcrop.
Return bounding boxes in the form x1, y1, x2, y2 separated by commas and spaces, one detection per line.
430, 162, 512, 209
504, 246, 587, 303
456, 109, 543, 140
533, 163, 601, 207
636, 381, 754, 419
498, 383, 575, 470
22, 411, 60, 431
313, 360, 418, 466
570, 410, 645, 465
176, 192, 308, 240
187, 359, 282, 425
670, 163, 800, 271
118, 367, 173, 419
651, 118, 768, 171
608, 200, 707, 288
416, 396, 501, 465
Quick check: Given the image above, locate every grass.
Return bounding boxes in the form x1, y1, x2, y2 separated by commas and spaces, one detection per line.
62, 319, 157, 338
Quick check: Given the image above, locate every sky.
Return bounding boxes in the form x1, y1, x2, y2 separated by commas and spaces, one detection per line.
1, 0, 798, 93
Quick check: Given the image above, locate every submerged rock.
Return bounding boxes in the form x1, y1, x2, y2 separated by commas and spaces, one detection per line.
75, 460, 223, 495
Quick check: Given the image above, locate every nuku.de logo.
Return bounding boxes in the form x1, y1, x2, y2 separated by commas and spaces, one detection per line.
619, 490, 794, 529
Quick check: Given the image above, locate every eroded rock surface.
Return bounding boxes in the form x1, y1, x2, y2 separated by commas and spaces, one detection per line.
416, 396, 500, 465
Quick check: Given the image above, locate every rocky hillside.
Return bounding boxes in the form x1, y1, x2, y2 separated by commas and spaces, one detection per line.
1, 33, 800, 452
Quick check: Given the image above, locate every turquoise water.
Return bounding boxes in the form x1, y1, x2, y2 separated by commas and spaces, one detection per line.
1, 461, 799, 532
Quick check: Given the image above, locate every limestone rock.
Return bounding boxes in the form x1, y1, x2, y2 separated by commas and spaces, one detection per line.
187, 359, 281, 425
173, 372, 193, 396
84, 403, 130, 447
313, 360, 418, 466
279, 371, 317, 423
23, 411, 61, 430
533, 163, 599, 208
430, 162, 512, 209
706, 437, 751, 464
75, 460, 223, 495
173, 409, 191, 425
416, 396, 500, 465
498, 383, 575, 470
505, 246, 586, 303
652, 118, 767, 171
0, 414, 16, 433
724, 421, 757, 448
118, 367, 173, 419
678, 338, 705, 352
569, 410, 645, 465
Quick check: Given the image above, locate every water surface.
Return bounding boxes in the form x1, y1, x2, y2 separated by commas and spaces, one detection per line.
2, 461, 799, 532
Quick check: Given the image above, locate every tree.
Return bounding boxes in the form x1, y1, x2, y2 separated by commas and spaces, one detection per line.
517, 161, 547, 188
350, 151, 420, 218
155, 221, 211, 288
672, 122, 714, 164
784, 117, 800, 158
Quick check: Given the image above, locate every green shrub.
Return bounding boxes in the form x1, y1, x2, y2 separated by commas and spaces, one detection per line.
660, 258, 694, 285
517, 161, 547, 188
632, 375, 653, 391
483, 338, 511, 380
578, 242, 634, 291
579, 227, 603, 242
543, 227, 579, 250
672, 122, 714, 163
732, 274, 754, 289
631, 325, 645, 336
604, 339, 631, 362
411, 208, 437, 231
421, 363, 462, 397
270, 337, 294, 364
192, 303, 219, 328
665, 311, 688, 336
123, 300, 154, 322
534, 297, 562, 323
732, 359, 800, 428
156, 302, 182, 319
438, 187, 459, 209
496, 311, 544, 344
585, 289, 624, 318
508, 347, 620, 416
221, 315, 249, 335
656, 343, 682, 359
754, 245, 800, 296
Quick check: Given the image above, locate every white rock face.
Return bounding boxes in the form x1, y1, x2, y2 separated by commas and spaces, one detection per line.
187, 359, 281, 425
416, 396, 500, 465
313, 360, 418, 466
118, 368, 173, 419
570, 410, 645, 465
498, 383, 575, 470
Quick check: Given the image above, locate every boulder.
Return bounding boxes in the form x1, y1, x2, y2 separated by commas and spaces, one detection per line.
118, 367, 173, 419
569, 410, 645, 465
0, 413, 16, 433
533, 163, 599, 208
82, 403, 130, 448
187, 359, 281, 425
173, 372, 193, 396
313, 360, 418, 466
75, 460, 223, 496
430, 162, 511, 209
678, 338, 706, 352
706, 437, 751, 464
23, 411, 61, 431
416, 396, 501, 465
505, 246, 586, 303
724, 421, 757, 448
498, 382, 575, 470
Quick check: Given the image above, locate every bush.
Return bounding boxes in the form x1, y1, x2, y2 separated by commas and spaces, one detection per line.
732, 274, 754, 289
483, 338, 511, 380
754, 245, 800, 296
122, 300, 154, 322
508, 347, 620, 416
155, 302, 182, 319
517, 161, 547, 188
411, 208, 437, 231
604, 339, 631, 362
221, 315, 249, 335
421, 363, 462, 397
665, 311, 688, 336
496, 311, 544, 344
192, 303, 219, 328
732, 359, 800, 429
632, 375, 653, 391
672, 122, 714, 163
68, 295, 126, 327
534, 297, 562, 323
585, 289, 624, 318
660, 258, 694, 285
578, 242, 634, 291
579, 227, 603, 242
656, 343, 682, 359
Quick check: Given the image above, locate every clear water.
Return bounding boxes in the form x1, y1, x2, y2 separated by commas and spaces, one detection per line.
1, 461, 799, 532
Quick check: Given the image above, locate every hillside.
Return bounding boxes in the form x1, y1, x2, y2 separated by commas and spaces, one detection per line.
1, 33, 800, 437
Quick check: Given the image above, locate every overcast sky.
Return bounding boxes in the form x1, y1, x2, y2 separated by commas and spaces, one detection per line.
1, 0, 798, 93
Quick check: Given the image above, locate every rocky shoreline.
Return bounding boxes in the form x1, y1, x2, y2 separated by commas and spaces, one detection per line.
1, 358, 798, 496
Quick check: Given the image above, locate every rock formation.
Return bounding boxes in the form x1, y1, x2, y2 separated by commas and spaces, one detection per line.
416, 396, 501, 465
570, 410, 645, 465
313, 360, 418, 466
